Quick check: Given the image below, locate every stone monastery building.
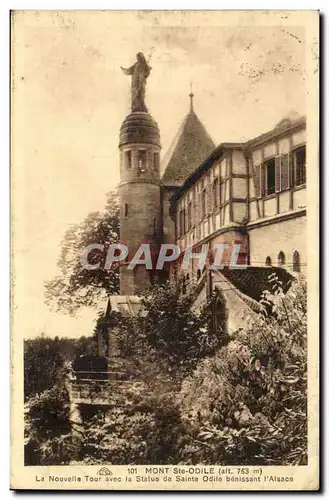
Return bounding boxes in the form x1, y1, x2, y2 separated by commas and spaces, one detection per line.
116, 82, 306, 334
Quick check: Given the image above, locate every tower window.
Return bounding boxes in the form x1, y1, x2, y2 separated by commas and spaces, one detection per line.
153, 152, 159, 170
138, 150, 147, 171
265, 256, 272, 266
124, 150, 132, 169
293, 250, 301, 272
264, 158, 276, 195
124, 203, 128, 217
278, 251, 285, 266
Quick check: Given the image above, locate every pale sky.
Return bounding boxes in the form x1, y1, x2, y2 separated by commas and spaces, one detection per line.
11, 11, 306, 338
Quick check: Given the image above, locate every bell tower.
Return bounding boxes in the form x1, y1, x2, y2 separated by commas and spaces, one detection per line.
118, 53, 161, 295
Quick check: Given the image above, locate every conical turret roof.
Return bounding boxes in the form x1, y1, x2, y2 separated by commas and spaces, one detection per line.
161, 95, 215, 187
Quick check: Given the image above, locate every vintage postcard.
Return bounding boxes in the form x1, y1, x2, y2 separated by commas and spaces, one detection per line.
11, 10, 319, 490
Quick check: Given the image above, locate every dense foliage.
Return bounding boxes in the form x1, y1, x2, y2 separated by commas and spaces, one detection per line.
75, 385, 181, 465
24, 335, 97, 464
116, 281, 226, 384
179, 280, 307, 465
24, 335, 98, 399
45, 191, 120, 314
24, 386, 76, 465
25, 279, 307, 466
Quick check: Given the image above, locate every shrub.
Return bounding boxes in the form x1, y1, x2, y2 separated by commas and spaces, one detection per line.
116, 281, 224, 383
179, 280, 307, 465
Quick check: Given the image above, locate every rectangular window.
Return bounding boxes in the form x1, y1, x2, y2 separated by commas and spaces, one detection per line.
179, 209, 187, 236
125, 150, 132, 169
192, 189, 196, 227
264, 158, 276, 195
138, 150, 147, 171
187, 202, 192, 230
201, 189, 206, 219
213, 177, 219, 209
179, 210, 183, 237
294, 146, 306, 186
220, 178, 225, 204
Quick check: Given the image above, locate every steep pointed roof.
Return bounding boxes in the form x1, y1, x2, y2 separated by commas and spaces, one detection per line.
161, 94, 216, 187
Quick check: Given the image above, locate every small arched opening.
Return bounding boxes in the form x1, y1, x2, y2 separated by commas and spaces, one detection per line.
265, 256, 272, 266
278, 251, 285, 267
293, 250, 301, 272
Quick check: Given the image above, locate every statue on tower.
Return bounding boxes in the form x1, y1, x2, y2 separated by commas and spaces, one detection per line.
121, 52, 151, 113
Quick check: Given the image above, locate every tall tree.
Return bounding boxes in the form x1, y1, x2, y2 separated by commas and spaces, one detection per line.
24, 336, 68, 399
24, 335, 98, 399
45, 191, 120, 315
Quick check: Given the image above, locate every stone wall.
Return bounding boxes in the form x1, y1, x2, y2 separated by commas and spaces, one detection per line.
248, 215, 307, 275
118, 181, 161, 294
191, 273, 257, 336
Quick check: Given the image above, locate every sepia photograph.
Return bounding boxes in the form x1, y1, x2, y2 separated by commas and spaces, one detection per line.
11, 10, 319, 490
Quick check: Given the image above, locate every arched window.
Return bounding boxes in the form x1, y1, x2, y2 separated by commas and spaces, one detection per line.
293, 250, 301, 272
124, 203, 128, 217
278, 251, 285, 266
265, 256, 272, 266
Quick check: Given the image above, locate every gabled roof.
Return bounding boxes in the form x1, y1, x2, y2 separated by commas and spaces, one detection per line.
161, 96, 216, 187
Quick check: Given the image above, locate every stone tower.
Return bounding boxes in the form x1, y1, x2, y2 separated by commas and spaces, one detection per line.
118, 54, 161, 295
